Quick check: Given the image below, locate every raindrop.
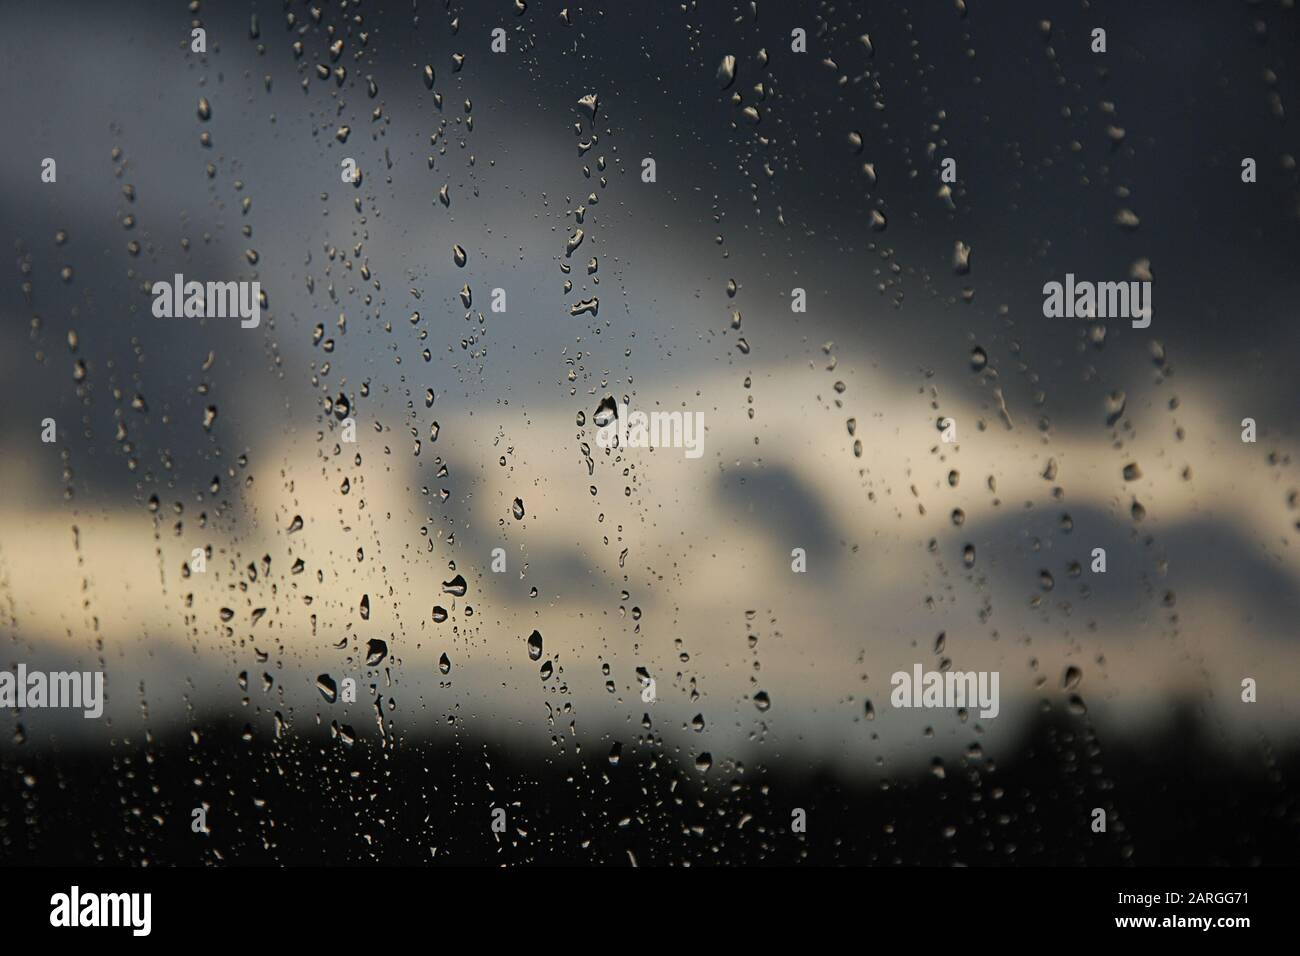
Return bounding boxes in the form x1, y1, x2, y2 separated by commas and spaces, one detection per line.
717, 55, 736, 89
593, 396, 618, 428
1105, 391, 1127, 426
1114, 209, 1140, 231
317, 675, 338, 703
953, 241, 972, 275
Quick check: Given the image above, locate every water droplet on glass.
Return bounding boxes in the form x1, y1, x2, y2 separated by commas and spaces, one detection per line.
317, 675, 338, 703
717, 55, 737, 89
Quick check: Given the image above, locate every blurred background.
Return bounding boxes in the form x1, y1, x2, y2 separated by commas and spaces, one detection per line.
1, 0, 1298, 865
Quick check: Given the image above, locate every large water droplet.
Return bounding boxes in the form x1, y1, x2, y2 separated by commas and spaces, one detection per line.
717, 55, 737, 89
317, 674, 338, 703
